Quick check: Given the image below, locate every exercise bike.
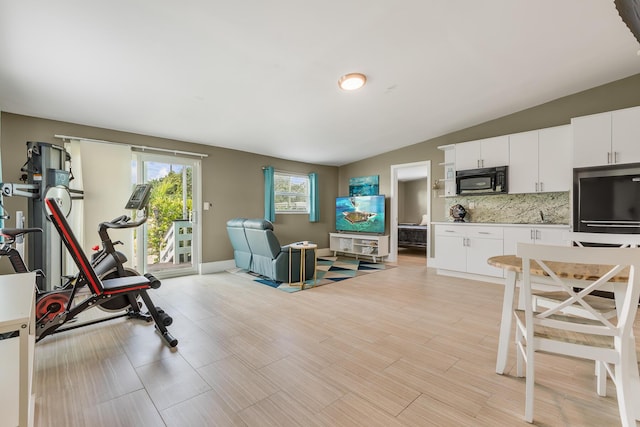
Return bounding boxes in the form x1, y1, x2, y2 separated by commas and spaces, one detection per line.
0, 184, 178, 347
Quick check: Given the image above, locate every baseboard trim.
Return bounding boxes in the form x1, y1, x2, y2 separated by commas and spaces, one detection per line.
200, 259, 236, 274
435, 268, 504, 285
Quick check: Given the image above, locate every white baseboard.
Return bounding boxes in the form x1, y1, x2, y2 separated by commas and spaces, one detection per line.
199, 259, 236, 274
435, 268, 504, 285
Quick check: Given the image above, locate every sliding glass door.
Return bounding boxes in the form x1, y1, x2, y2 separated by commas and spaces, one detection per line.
134, 153, 201, 278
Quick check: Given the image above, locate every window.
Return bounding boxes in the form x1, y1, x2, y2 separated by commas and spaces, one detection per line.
274, 171, 309, 213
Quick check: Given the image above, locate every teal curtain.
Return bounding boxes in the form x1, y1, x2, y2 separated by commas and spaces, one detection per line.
263, 166, 275, 222
309, 172, 319, 222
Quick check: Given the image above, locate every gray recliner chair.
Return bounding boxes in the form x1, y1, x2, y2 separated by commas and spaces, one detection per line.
226, 218, 315, 283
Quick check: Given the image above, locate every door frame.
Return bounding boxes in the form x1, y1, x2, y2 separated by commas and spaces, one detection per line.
389, 161, 431, 263
135, 152, 202, 278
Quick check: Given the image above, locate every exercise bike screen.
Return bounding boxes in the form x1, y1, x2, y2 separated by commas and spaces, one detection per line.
125, 184, 152, 210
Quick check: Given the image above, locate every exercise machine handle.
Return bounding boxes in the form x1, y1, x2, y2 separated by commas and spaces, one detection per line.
99, 215, 147, 230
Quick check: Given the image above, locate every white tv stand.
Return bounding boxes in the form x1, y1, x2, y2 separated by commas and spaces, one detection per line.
329, 233, 389, 263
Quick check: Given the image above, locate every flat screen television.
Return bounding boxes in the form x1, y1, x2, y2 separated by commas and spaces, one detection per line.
335, 195, 385, 234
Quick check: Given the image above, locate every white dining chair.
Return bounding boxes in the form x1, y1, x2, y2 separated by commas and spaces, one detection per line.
532, 232, 640, 320
515, 243, 640, 426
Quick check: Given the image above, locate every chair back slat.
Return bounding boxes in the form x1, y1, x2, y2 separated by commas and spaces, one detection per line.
45, 198, 104, 295
568, 232, 640, 248
517, 243, 640, 339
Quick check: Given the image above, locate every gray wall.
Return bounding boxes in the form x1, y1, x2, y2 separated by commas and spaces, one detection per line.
0, 113, 339, 267
399, 178, 428, 224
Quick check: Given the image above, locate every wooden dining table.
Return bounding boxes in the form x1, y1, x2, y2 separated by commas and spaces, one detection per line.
487, 254, 640, 420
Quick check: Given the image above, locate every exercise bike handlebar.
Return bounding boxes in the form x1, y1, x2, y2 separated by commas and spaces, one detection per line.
99, 215, 147, 231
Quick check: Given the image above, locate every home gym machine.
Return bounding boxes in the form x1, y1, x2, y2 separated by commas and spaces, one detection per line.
1, 141, 77, 291
0, 184, 178, 347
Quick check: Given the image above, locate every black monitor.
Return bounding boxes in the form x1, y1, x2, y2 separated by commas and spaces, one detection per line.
125, 184, 152, 210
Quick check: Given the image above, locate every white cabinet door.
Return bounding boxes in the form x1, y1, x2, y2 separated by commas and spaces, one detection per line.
612, 106, 640, 165
503, 227, 534, 256
466, 237, 504, 277
435, 234, 466, 271
503, 227, 569, 256
535, 228, 569, 246
455, 140, 481, 170
455, 136, 509, 170
435, 225, 503, 277
509, 130, 539, 194
480, 135, 510, 168
538, 125, 571, 193
572, 112, 611, 168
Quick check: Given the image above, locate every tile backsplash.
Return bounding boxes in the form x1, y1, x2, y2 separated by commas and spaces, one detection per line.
444, 192, 570, 224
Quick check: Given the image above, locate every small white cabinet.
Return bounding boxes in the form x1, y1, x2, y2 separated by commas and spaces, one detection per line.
573, 106, 640, 168
509, 125, 571, 194
329, 233, 389, 262
455, 135, 509, 171
434, 224, 504, 278
503, 226, 570, 255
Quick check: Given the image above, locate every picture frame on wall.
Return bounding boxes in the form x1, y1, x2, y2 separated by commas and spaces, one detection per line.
349, 175, 379, 196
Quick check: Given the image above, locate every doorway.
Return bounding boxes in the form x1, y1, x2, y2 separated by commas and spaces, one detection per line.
389, 161, 431, 264
134, 153, 201, 278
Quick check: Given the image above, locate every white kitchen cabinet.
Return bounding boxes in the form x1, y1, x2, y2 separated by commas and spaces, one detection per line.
573, 106, 640, 168
503, 226, 570, 255
611, 106, 640, 165
455, 135, 509, 171
508, 130, 539, 194
538, 125, 572, 192
434, 224, 504, 277
509, 125, 571, 194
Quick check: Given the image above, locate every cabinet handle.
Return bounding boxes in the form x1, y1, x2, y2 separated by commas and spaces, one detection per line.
607, 152, 611, 164
478, 231, 491, 234
535, 182, 539, 192
445, 230, 455, 233
535, 230, 541, 240
530, 229, 534, 240
539, 182, 544, 192
614, 152, 619, 163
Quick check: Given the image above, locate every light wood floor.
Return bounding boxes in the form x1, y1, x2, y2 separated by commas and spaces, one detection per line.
33, 254, 640, 427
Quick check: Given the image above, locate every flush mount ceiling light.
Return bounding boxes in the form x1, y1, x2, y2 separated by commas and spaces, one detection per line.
338, 73, 367, 91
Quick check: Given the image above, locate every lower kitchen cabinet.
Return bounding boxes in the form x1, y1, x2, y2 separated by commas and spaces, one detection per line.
503, 226, 570, 255
434, 224, 504, 278
433, 223, 570, 280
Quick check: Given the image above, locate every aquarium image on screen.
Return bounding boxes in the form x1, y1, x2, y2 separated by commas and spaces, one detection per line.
335, 195, 385, 234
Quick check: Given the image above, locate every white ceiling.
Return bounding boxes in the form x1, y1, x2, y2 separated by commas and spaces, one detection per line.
1, 1, 639, 167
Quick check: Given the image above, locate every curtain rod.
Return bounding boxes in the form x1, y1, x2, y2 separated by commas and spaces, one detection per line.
54, 134, 209, 158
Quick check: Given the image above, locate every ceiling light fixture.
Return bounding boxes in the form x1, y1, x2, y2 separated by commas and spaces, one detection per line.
338, 73, 367, 91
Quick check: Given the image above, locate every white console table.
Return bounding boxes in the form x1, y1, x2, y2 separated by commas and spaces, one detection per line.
329, 233, 389, 262
0, 272, 36, 427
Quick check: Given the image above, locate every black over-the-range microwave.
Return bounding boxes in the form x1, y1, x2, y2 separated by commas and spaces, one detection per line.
455, 166, 508, 195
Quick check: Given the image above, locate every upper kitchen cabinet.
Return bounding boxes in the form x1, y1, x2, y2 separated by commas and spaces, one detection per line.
573, 106, 640, 168
455, 135, 509, 171
509, 125, 571, 194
